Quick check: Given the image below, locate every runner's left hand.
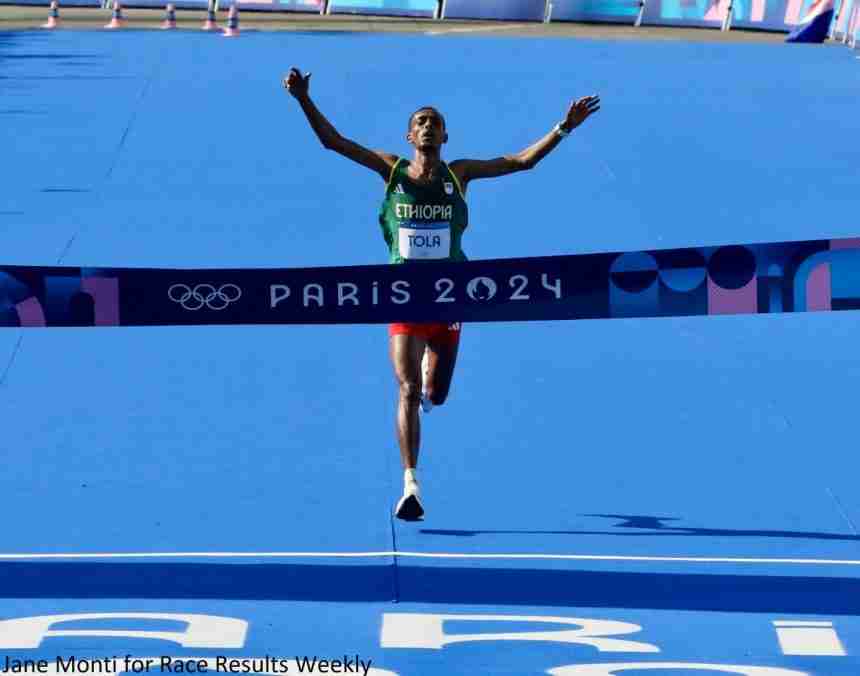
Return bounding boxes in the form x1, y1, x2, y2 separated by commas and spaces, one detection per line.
561, 95, 600, 132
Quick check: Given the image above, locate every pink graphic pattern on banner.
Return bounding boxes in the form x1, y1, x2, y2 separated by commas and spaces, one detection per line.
831, 237, 860, 250
707, 276, 758, 315
784, 0, 804, 23
15, 298, 46, 328
550, 0, 818, 29
81, 277, 121, 326
850, 0, 860, 33
703, 0, 730, 21
833, 0, 849, 32
806, 263, 832, 311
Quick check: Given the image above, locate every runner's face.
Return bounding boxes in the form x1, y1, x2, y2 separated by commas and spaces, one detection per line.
408, 110, 447, 151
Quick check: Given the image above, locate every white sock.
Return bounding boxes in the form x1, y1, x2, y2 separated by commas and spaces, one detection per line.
404, 468, 418, 485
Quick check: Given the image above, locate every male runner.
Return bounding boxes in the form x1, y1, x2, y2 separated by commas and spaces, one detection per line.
284, 67, 600, 520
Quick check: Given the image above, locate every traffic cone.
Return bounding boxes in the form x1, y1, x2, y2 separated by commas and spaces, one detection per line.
201, 7, 219, 30
104, 0, 127, 28
222, 3, 239, 36
42, 0, 60, 29
161, 3, 176, 29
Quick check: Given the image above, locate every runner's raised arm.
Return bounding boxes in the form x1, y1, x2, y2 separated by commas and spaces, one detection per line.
284, 68, 397, 181
450, 95, 601, 190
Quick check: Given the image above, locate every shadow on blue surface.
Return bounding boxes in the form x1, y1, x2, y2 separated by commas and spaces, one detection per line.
3, 563, 860, 614
422, 513, 860, 542
0, 75, 135, 80
0, 54, 104, 60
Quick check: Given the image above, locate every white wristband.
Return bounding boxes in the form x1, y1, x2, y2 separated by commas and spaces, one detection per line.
554, 123, 570, 138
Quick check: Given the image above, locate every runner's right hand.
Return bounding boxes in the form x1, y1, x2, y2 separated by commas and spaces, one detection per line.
283, 68, 311, 98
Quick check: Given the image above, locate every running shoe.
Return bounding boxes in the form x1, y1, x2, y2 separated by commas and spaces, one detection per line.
395, 480, 425, 521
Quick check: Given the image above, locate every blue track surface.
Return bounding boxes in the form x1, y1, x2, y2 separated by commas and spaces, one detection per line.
2, 27, 860, 675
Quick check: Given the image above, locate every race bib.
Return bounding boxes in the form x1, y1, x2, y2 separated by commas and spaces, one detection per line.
398, 222, 451, 260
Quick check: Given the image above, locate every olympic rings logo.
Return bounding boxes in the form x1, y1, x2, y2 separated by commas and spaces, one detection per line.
168, 283, 242, 311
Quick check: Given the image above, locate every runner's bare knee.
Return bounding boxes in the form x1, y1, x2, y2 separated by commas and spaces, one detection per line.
399, 379, 422, 405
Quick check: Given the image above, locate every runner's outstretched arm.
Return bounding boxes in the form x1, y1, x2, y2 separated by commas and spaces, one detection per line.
450, 96, 600, 186
283, 67, 397, 181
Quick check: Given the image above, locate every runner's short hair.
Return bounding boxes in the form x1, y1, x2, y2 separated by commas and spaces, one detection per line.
408, 107, 446, 131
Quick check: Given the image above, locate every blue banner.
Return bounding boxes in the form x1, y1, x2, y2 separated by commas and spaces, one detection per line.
0, 0, 322, 6
549, 0, 808, 30
549, 0, 640, 23
2, 0, 100, 6
2, 237, 859, 328
0, 0, 824, 25
442, 0, 546, 20
119, 0, 323, 9
233, 0, 324, 11
326, 0, 437, 17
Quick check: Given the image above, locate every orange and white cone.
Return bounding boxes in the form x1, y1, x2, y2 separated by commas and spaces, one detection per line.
104, 0, 127, 28
222, 4, 239, 36
201, 7, 219, 30
42, 0, 60, 29
161, 3, 177, 28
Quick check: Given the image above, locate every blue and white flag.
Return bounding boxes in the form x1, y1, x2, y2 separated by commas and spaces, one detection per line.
786, 0, 835, 42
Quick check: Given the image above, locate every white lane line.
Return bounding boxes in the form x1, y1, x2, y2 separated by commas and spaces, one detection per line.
0, 551, 859, 565
425, 24, 526, 35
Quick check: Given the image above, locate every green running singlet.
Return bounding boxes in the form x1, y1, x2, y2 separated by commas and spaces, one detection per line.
379, 158, 468, 264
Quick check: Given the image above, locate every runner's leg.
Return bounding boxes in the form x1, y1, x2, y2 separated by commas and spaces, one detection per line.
390, 333, 426, 469
423, 326, 460, 407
